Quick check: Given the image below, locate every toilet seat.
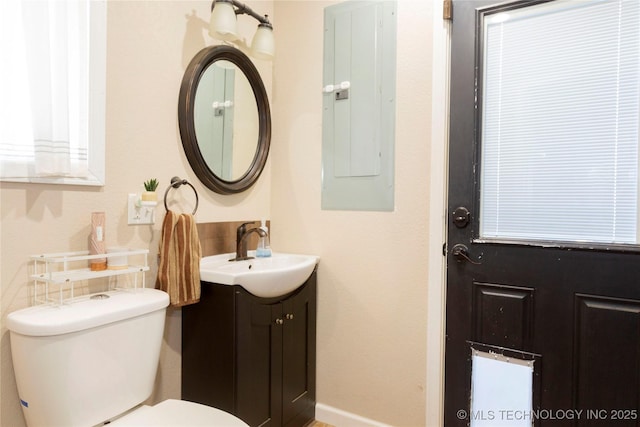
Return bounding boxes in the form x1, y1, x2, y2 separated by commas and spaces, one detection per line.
109, 399, 249, 426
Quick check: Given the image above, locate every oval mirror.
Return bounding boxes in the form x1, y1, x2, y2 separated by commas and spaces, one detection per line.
178, 45, 271, 194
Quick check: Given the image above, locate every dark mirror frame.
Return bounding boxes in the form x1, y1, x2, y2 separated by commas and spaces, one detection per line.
178, 45, 271, 194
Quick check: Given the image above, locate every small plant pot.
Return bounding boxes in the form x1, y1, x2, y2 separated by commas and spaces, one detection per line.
141, 191, 157, 202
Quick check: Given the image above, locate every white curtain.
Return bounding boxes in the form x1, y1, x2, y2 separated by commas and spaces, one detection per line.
0, 0, 89, 179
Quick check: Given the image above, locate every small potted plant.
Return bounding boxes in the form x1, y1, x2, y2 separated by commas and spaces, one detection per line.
142, 178, 159, 202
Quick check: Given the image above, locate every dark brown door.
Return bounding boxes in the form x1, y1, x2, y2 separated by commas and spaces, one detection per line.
445, 1, 640, 426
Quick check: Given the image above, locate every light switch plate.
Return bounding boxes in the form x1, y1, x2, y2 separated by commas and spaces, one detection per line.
128, 193, 155, 225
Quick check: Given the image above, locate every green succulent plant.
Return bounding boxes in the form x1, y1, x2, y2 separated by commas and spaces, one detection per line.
143, 178, 159, 192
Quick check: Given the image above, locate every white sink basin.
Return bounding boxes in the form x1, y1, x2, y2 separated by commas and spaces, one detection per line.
199, 252, 319, 298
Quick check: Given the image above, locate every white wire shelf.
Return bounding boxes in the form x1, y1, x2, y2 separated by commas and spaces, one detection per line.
31, 265, 150, 285
30, 249, 150, 306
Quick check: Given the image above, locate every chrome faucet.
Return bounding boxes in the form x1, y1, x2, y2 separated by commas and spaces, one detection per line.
233, 222, 267, 261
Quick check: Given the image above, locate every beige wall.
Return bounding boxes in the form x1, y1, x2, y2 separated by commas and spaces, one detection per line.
1, 1, 446, 426
271, 1, 437, 425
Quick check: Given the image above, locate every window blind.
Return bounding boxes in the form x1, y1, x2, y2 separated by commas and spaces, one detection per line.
480, 0, 640, 244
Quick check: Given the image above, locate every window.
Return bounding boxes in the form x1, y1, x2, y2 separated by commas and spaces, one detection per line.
0, 0, 106, 186
480, 0, 640, 245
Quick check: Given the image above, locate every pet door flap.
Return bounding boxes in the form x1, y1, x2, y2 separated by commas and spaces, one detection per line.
470, 349, 534, 427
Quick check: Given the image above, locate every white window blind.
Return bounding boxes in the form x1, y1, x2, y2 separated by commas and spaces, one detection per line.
480, 0, 640, 245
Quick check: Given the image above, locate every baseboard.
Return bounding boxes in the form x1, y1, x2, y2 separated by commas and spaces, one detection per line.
315, 403, 392, 427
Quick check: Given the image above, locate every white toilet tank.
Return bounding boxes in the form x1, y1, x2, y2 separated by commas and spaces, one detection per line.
7, 288, 170, 427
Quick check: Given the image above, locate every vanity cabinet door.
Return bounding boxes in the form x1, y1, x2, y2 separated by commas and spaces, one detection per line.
235, 292, 283, 427
282, 273, 317, 427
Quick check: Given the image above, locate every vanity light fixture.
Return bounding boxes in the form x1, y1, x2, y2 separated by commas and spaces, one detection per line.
209, 0, 275, 60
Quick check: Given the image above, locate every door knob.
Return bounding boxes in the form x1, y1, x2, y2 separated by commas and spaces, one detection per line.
451, 244, 482, 265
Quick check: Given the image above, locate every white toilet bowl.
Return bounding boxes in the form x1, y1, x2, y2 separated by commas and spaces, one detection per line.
109, 399, 248, 426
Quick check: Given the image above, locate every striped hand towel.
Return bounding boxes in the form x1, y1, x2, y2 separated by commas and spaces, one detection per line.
156, 211, 201, 307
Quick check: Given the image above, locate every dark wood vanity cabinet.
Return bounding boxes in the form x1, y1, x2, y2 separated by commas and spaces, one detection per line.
182, 270, 317, 427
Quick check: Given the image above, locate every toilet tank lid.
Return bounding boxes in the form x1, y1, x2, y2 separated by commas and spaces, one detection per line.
7, 289, 170, 337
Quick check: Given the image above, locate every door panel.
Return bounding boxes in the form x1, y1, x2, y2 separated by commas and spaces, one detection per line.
445, 1, 640, 426
473, 282, 534, 351
574, 295, 640, 416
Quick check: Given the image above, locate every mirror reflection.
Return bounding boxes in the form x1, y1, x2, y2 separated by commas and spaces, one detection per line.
194, 60, 258, 181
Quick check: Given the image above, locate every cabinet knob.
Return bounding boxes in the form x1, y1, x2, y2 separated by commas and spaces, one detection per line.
275, 318, 284, 325
285, 313, 294, 320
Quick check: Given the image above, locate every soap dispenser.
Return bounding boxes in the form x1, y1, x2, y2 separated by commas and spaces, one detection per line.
256, 219, 271, 257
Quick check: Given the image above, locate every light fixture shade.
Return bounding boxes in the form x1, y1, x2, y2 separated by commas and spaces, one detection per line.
209, 0, 238, 41
251, 24, 275, 60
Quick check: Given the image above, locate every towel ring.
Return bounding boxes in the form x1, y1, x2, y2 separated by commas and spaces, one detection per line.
163, 176, 199, 215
